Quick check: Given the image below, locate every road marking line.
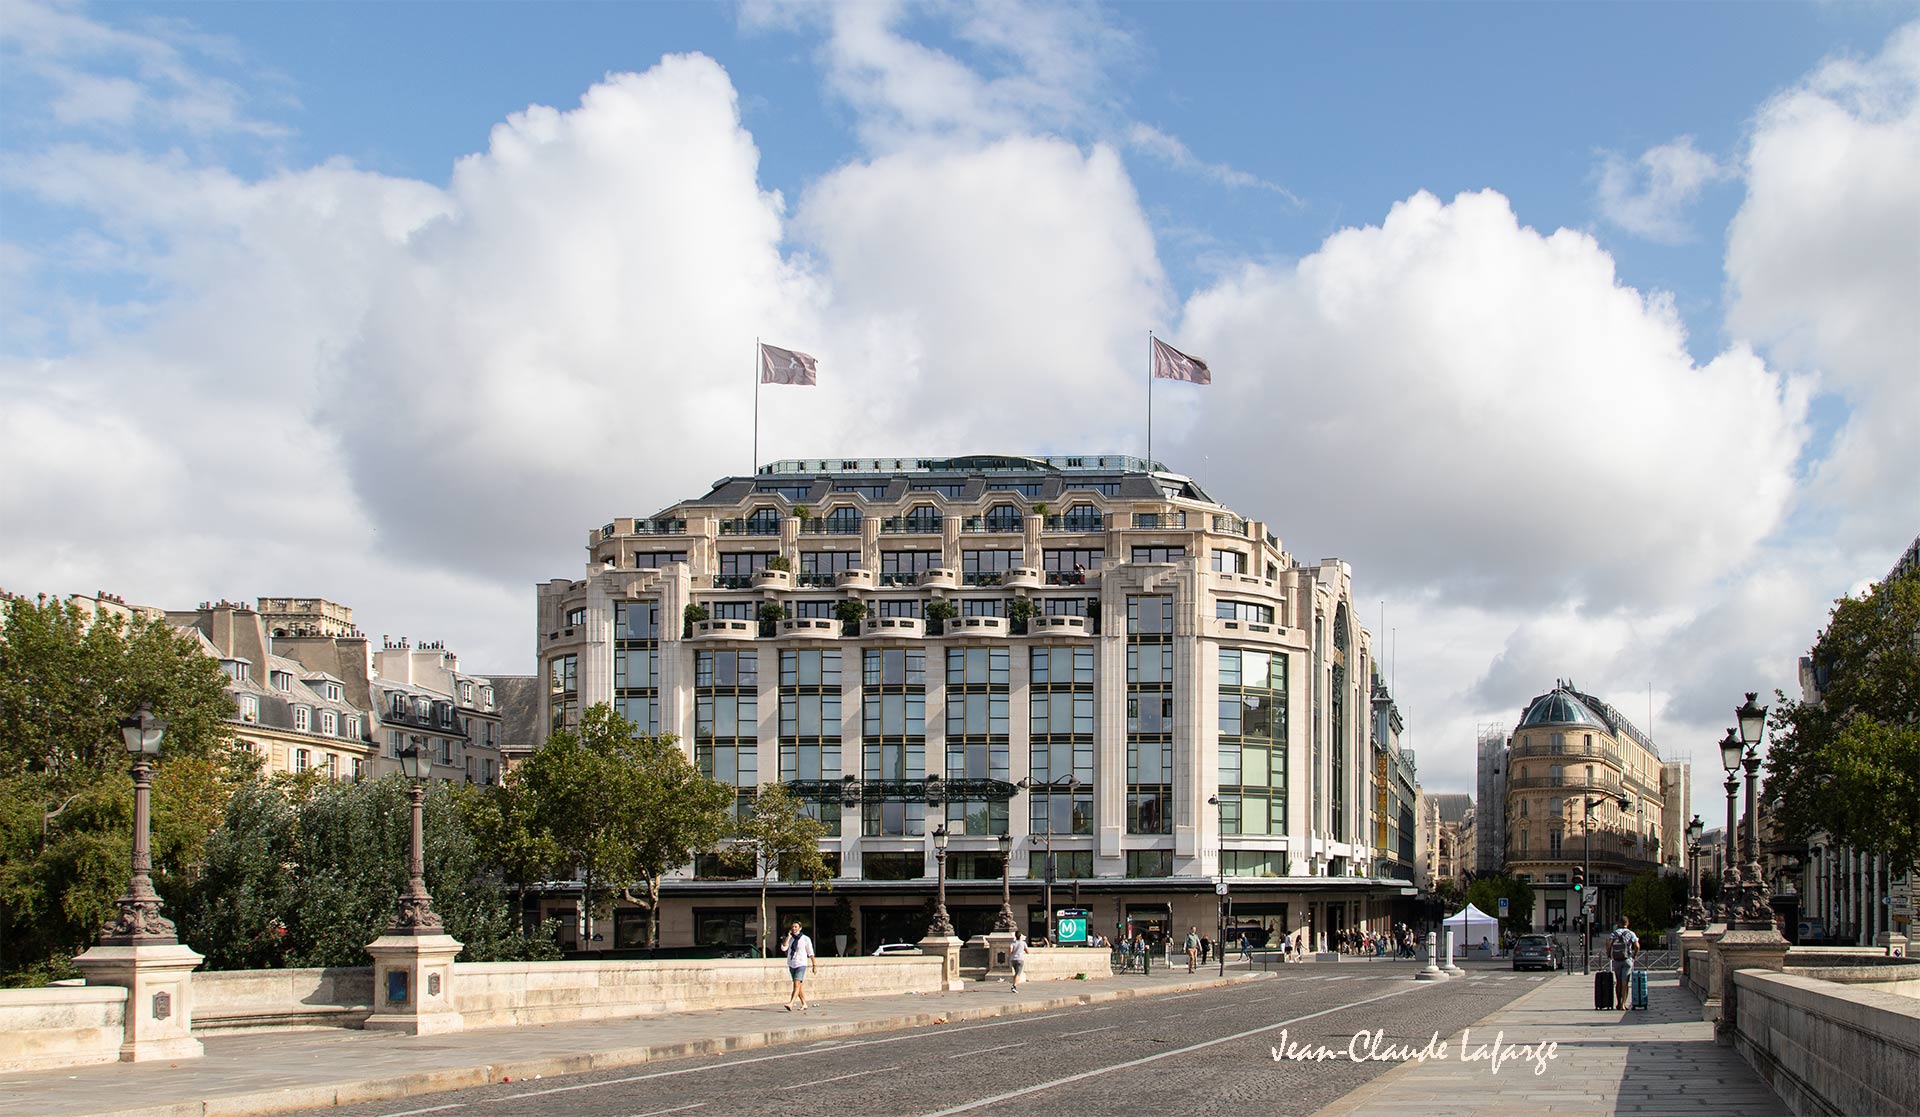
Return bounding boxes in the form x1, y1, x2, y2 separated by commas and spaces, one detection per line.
629, 1106, 707, 1117
1160, 991, 1210, 1000
781, 1067, 895, 1090
1160, 1012, 1184, 1020
947, 1042, 1027, 1059
380, 1106, 468, 1117
488, 1007, 1097, 1100
1058, 1025, 1118, 1037
917, 983, 1432, 1117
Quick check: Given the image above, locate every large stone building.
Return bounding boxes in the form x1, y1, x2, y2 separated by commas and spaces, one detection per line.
1370, 668, 1420, 922
1420, 793, 1472, 890
169, 598, 505, 786
1496, 681, 1685, 934
534, 454, 1405, 953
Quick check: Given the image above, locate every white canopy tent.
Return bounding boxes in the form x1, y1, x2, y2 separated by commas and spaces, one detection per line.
1444, 903, 1501, 953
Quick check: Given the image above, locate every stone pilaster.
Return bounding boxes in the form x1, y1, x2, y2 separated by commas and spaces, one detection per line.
72, 942, 205, 1062
1707, 928, 1789, 1046
919, 934, 966, 991
364, 933, 465, 1035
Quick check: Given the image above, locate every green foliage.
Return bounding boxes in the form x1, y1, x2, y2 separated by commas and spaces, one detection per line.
834, 599, 867, 634
1465, 873, 1534, 934
764, 555, 792, 573
176, 775, 556, 969
1622, 871, 1678, 931
735, 783, 830, 956
682, 602, 708, 638
470, 704, 731, 949
0, 595, 247, 983
757, 601, 786, 633
793, 505, 812, 521
1764, 571, 1920, 868
925, 599, 957, 635
1006, 597, 1036, 635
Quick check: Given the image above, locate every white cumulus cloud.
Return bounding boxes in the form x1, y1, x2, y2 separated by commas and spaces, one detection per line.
1594, 136, 1729, 243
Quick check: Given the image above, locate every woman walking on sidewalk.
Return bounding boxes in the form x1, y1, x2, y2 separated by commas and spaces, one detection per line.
782, 921, 815, 1012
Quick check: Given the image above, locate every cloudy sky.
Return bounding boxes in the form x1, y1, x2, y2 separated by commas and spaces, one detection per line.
3, 1, 1916, 806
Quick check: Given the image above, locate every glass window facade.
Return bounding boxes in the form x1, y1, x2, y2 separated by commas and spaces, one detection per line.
696, 651, 758, 813
1126, 596, 1174, 834
1216, 648, 1289, 836
944, 646, 1010, 834
1029, 646, 1094, 835
613, 601, 660, 735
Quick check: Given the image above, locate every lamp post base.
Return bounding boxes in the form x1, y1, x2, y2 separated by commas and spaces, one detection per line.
72, 941, 205, 1062
364, 933, 465, 1035
917, 934, 966, 991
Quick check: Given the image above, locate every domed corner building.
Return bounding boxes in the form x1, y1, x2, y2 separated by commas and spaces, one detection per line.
1500, 680, 1688, 939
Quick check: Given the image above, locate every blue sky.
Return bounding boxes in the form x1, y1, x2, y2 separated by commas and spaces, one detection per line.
3, 0, 1916, 799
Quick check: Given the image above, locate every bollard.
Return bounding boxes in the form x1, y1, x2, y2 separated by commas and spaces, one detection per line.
1415, 930, 1448, 981
1441, 927, 1463, 975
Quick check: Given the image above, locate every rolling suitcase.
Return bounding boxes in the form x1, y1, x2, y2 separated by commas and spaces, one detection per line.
1631, 969, 1649, 1010
1593, 969, 1614, 1010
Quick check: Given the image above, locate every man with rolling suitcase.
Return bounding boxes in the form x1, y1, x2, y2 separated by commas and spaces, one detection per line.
1608, 917, 1641, 1010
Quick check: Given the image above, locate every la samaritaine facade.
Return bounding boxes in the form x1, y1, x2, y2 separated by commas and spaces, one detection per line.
533, 455, 1421, 954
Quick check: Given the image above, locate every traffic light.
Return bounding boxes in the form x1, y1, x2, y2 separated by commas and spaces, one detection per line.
1572, 868, 1585, 894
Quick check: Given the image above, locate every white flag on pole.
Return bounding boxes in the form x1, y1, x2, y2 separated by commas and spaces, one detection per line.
759, 343, 819, 385
1150, 337, 1211, 384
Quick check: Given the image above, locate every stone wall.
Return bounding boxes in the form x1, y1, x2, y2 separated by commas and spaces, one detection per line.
192, 967, 372, 1032
1732, 968, 1920, 1116
1019, 947, 1114, 983
0, 985, 126, 1074
451, 956, 945, 1028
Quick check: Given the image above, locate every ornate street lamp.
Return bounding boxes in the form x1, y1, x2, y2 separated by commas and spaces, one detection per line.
101, 703, 176, 944
927, 825, 955, 937
993, 832, 1017, 933
1684, 814, 1708, 929
390, 743, 443, 934
1718, 727, 1743, 922
1734, 693, 1770, 929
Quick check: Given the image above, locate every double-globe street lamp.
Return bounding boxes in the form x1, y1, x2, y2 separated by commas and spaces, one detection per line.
1017, 774, 1081, 943
101, 703, 177, 944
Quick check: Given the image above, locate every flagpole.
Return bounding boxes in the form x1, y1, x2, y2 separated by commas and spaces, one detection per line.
753, 337, 761, 475
1146, 330, 1154, 466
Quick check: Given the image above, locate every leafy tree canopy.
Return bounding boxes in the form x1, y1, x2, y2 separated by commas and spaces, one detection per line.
1763, 571, 1920, 868
735, 782, 830, 955
1465, 873, 1534, 934
0, 595, 247, 983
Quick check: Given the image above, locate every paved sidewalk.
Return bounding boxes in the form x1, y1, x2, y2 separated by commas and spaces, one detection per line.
0, 968, 1267, 1117
1312, 970, 1788, 1117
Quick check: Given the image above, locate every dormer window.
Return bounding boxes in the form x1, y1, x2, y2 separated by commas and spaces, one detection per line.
391, 693, 407, 717
294, 706, 311, 732
272, 671, 293, 692
345, 715, 359, 738
324, 682, 343, 702
460, 681, 474, 702
481, 686, 494, 709
321, 710, 337, 736
238, 695, 259, 722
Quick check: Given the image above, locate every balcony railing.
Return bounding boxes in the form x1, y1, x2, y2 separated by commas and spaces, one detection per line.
800, 518, 862, 535
879, 517, 944, 535
961, 517, 1023, 533
633, 519, 687, 535
713, 575, 754, 589
1132, 512, 1187, 529
717, 519, 781, 536
1212, 514, 1249, 537
1507, 774, 1625, 792
962, 571, 1005, 586
1509, 741, 1623, 765
1044, 514, 1107, 532
877, 572, 922, 587
796, 573, 838, 588
1044, 569, 1094, 586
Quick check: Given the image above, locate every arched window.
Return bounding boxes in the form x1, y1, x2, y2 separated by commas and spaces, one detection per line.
745, 506, 782, 535
983, 503, 1022, 532
903, 504, 941, 532
822, 505, 862, 535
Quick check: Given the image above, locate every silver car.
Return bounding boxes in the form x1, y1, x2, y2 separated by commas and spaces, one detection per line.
1511, 934, 1563, 971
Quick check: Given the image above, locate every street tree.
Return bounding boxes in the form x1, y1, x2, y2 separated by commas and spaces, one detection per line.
622, 731, 733, 948
734, 783, 830, 956
0, 595, 245, 984
1622, 870, 1678, 933
1763, 571, 1920, 870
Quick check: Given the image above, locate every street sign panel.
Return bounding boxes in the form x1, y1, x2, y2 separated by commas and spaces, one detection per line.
1215, 882, 1229, 896
1055, 908, 1089, 945
1498, 897, 1510, 917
